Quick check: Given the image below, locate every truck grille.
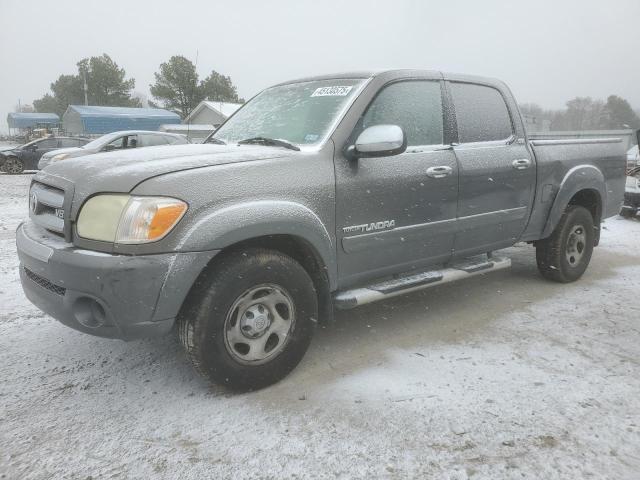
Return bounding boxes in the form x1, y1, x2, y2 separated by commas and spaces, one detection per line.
24, 267, 67, 296
29, 181, 66, 236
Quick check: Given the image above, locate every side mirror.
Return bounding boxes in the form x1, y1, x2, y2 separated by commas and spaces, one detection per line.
349, 125, 407, 159
103, 144, 115, 152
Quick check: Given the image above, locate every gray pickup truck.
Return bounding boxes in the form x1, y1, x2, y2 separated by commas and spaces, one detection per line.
17, 70, 626, 390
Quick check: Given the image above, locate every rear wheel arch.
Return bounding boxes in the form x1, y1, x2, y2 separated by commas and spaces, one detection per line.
541, 166, 606, 240
567, 188, 602, 244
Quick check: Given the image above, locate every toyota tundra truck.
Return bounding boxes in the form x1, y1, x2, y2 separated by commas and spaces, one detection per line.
16, 70, 627, 390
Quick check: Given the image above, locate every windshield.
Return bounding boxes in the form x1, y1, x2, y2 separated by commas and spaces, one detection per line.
209, 79, 365, 146
82, 132, 122, 150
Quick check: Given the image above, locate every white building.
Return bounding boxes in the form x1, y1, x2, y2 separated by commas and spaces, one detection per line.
184, 101, 243, 128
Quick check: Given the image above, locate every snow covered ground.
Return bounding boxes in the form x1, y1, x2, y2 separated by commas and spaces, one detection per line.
0, 173, 639, 479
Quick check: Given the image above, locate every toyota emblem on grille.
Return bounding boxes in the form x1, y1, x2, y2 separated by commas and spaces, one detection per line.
29, 192, 39, 214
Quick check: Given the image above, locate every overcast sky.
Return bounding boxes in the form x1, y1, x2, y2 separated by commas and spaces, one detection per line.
1, 0, 639, 132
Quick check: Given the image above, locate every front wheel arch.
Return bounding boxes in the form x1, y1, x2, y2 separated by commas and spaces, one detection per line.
185, 234, 333, 326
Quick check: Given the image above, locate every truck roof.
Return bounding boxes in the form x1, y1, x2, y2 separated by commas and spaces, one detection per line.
274, 69, 506, 89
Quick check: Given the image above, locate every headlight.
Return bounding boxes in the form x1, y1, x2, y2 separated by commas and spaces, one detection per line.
51, 153, 70, 162
77, 194, 187, 244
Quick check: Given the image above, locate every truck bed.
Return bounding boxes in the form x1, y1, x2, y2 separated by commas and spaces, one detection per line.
520, 137, 627, 242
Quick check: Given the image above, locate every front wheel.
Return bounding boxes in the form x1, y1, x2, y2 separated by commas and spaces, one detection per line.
178, 248, 317, 390
535, 205, 595, 283
4, 157, 24, 174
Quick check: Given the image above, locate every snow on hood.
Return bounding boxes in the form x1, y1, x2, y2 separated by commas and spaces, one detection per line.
40, 147, 84, 160
35, 143, 293, 202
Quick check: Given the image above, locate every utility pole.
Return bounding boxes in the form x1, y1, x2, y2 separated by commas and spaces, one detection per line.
82, 69, 89, 106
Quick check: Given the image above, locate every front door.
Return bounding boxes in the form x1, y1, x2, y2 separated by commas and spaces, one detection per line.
29, 138, 59, 168
334, 80, 459, 287
448, 81, 536, 257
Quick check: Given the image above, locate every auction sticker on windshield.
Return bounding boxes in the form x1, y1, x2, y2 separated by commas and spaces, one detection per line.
311, 86, 353, 97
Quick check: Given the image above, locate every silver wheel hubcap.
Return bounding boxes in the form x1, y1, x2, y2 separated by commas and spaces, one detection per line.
224, 284, 295, 364
5, 158, 22, 174
566, 224, 586, 266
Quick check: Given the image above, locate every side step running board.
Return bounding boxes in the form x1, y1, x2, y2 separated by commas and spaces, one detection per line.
334, 255, 511, 310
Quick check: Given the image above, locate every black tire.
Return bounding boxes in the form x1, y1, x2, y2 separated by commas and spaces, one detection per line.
4, 157, 24, 174
178, 248, 317, 391
620, 208, 636, 218
536, 205, 595, 283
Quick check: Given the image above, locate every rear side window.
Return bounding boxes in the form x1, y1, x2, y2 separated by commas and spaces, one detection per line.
138, 134, 170, 147
36, 139, 57, 149
59, 138, 83, 147
167, 135, 188, 144
361, 81, 443, 147
450, 83, 513, 143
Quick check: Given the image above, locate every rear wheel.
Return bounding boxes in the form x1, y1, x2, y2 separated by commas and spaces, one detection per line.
178, 248, 317, 390
535, 205, 595, 283
4, 157, 24, 174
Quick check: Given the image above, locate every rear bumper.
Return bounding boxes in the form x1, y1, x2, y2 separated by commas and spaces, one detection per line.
17, 221, 217, 340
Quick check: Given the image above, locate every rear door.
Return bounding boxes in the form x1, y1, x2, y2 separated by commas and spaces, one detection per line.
448, 81, 536, 257
334, 79, 459, 287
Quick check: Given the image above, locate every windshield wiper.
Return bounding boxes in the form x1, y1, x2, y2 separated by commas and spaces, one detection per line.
237, 137, 300, 151
205, 137, 226, 145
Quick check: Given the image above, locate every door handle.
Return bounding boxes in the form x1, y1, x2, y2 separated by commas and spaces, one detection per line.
512, 158, 531, 170
426, 166, 453, 179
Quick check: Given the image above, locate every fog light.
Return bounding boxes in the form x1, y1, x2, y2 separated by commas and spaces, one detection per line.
73, 297, 106, 328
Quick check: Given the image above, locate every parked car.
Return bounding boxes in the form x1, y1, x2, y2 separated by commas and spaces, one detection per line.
626, 144, 639, 170
0, 137, 90, 174
17, 70, 626, 390
620, 166, 640, 218
38, 130, 189, 169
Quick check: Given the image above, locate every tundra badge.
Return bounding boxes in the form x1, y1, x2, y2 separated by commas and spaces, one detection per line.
343, 220, 396, 234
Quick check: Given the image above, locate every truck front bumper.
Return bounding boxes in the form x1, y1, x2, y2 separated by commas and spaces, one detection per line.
16, 221, 218, 340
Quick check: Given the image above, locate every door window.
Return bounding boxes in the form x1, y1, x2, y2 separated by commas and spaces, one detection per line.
103, 135, 138, 150
125, 135, 138, 148
36, 139, 57, 149
104, 136, 125, 150
360, 81, 444, 147
450, 83, 513, 143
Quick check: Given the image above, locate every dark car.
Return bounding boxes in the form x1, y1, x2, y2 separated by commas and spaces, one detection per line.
0, 137, 90, 174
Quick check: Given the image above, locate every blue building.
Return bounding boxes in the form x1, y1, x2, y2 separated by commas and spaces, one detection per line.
7, 112, 60, 132
62, 105, 181, 135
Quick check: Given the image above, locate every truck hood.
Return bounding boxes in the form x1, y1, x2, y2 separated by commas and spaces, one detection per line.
35, 143, 292, 202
